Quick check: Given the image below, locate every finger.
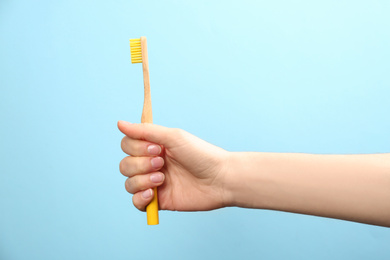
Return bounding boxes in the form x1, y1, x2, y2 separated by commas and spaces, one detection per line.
132, 189, 154, 212
125, 172, 165, 194
117, 121, 181, 148
121, 136, 162, 156
120, 156, 164, 177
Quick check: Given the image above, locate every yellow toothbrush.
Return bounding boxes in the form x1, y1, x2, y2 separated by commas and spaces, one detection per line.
130, 36, 159, 225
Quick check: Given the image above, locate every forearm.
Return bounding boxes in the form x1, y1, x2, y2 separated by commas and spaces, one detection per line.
226, 152, 390, 227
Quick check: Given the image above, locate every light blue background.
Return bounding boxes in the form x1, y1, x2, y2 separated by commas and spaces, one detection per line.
1, 0, 389, 259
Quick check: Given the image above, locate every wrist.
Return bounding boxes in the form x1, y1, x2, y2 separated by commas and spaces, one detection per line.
219, 152, 236, 208
223, 152, 271, 209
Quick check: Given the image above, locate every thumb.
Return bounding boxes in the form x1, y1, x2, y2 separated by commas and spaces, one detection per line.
117, 120, 176, 147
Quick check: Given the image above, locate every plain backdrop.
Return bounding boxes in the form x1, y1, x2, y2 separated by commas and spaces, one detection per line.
1, 0, 389, 259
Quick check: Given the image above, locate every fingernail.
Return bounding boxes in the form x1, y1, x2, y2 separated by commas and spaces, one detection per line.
142, 189, 152, 199
150, 173, 164, 183
147, 145, 161, 155
151, 157, 164, 169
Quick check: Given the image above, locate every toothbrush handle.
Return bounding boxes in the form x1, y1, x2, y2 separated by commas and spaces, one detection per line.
140, 36, 159, 225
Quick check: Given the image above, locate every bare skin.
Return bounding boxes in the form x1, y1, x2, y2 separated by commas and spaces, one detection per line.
118, 121, 390, 227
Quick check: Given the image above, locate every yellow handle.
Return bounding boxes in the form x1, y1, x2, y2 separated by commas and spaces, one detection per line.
146, 187, 159, 225
140, 36, 159, 225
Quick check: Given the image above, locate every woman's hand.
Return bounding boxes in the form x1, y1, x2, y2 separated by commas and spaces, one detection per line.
118, 121, 231, 212
118, 121, 390, 227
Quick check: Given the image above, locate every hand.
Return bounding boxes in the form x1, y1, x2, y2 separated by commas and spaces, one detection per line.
118, 121, 231, 212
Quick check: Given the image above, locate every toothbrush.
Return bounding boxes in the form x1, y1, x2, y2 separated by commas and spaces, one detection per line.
130, 36, 159, 225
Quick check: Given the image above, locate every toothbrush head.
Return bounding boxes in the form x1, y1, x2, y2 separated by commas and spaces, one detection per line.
130, 38, 142, 64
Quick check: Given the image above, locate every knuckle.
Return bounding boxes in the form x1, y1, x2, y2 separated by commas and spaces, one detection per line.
124, 178, 131, 193
135, 158, 147, 173
119, 159, 125, 175
131, 177, 139, 192
121, 137, 128, 152
126, 176, 141, 194
119, 157, 131, 176
132, 194, 145, 211
120, 157, 149, 177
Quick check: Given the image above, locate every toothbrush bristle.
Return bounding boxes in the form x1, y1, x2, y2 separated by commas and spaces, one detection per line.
130, 39, 142, 64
